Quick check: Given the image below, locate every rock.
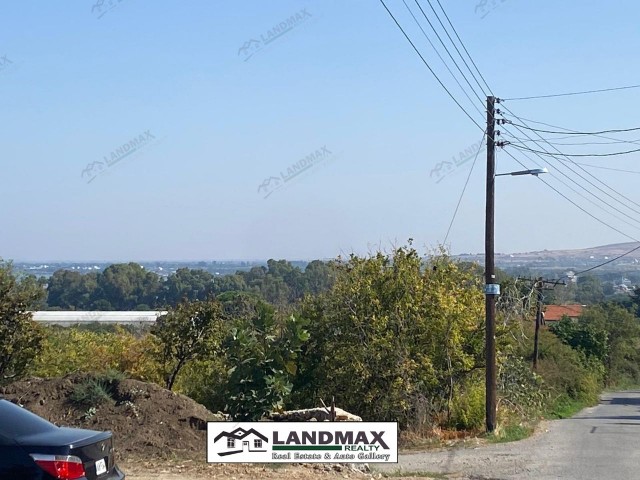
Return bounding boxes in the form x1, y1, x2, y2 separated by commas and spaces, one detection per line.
268, 407, 362, 422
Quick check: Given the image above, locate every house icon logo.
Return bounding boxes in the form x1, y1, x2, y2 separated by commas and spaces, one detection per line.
213, 427, 269, 457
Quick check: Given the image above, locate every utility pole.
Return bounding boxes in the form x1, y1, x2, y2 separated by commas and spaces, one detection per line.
485, 95, 498, 433
533, 278, 543, 370
517, 277, 566, 370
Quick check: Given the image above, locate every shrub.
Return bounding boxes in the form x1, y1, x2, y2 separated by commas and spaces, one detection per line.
69, 371, 125, 407
32, 327, 163, 384
448, 378, 485, 430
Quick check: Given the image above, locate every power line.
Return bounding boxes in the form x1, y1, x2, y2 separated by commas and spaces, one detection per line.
377, 0, 484, 132
568, 162, 640, 175
502, 83, 640, 101
433, 0, 494, 96
506, 116, 640, 147
506, 121, 640, 137
444, 132, 486, 244
421, 0, 488, 97
396, 3, 640, 274
409, 0, 485, 105
509, 143, 640, 158
501, 133, 640, 147
501, 148, 640, 243
571, 243, 640, 276
498, 130, 640, 233
501, 105, 640, 213
400, 0, 485, 118
500, 123, 640, 226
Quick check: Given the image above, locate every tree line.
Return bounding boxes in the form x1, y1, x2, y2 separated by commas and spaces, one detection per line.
44, 259, 336, 310
3, 246, 640, 434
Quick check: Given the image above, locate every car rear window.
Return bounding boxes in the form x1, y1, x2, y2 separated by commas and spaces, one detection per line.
0, 400, 57, 438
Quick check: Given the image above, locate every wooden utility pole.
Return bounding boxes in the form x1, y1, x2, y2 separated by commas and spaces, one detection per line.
485, 95, 497, 433
517, 277, 566, 370
533, 278, 543, 370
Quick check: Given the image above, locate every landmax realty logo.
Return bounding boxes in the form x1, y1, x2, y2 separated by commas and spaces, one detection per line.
238, 8, 312, 62
430, 139, 485, 184
91, 0, 125, 19
81, 130, 161, 183
207, 422, 398, 463
257, 145, 334, 199
475, 0, 509, 19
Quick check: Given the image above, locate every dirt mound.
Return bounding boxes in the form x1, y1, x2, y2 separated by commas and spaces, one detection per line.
0, 374, 225, 461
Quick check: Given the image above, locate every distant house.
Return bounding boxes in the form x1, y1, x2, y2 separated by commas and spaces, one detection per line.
213, 427, 268, 457
543, 304, 584, 323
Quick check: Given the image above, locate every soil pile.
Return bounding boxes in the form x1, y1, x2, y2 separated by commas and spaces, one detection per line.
0, 374, 225, 460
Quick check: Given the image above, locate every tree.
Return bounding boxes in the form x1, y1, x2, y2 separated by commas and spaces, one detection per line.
152, 299, 224, 390
97, 263, 161, 310
47, 270, 98, 310
220, 293, 309, 420
293, 245, 485, 427
161, 268, 215, 306
211, 274, 247, 295
0, 261, 45, 384
575, 275, 605, 305
303, 260, 336, 295
551, 303, 640, 386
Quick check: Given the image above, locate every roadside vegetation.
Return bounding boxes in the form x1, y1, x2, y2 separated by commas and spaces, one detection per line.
2, 246, 640, 442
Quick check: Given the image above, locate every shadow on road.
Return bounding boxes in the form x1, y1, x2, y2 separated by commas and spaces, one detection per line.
573, 415, 640, 421
607, 395, 640, 406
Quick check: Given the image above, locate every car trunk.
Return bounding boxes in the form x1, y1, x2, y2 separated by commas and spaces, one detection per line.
70, 431, 114, 479
16, 427, 116, 479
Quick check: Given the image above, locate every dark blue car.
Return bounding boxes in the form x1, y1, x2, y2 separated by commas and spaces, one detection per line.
0, 399, 125, 479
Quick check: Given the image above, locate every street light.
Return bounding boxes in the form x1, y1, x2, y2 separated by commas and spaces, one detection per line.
485, 165, 548, 432
495, 167, 548, 177
485, 96, 548, 433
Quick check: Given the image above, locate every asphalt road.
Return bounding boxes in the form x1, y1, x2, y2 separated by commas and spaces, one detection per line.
377, 390, 640, 479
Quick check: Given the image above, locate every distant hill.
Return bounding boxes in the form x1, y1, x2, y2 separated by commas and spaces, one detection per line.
499, 242, 640, 260
456, 242, 640, 275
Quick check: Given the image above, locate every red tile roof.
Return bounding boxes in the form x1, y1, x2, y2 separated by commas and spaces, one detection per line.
543, 304, 584, 322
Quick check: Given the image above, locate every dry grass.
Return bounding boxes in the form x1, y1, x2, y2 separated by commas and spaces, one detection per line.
399, 427, 486, 451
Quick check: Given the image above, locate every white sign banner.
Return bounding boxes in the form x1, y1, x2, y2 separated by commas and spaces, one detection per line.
207, 421, 398, 463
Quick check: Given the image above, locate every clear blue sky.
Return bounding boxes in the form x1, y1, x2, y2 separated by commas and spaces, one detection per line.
3, 0, 640, 261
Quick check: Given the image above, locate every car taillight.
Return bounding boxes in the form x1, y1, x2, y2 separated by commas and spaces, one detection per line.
30, 454, 86, 480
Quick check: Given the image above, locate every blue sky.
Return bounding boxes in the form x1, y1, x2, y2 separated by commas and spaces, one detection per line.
2, 0, 640, 261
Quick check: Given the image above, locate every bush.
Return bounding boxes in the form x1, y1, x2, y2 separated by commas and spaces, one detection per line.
448, 378, 485, 430
0, 262, 46, 384
32, 327, 163, 384
69, 371, 125, 407
530, 329, 602, 407
70, 379, 113, 406
294, 247, 485, 428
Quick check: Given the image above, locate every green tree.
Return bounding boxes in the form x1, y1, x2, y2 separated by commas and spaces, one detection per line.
152, 299, 225, 390
0, 261, 46, 384
294, 245, 485, 427
161, 268, 215, 306
46, 270, 98, 310
221, 293, 309, 420
551, 303, 640, 386
575, 275, 605, 305
97, 263, 161, 310
303, 260, 336, 295
211, 274, 247, 295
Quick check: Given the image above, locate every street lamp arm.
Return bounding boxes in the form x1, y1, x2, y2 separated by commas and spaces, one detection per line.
495, 167, 549, 177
